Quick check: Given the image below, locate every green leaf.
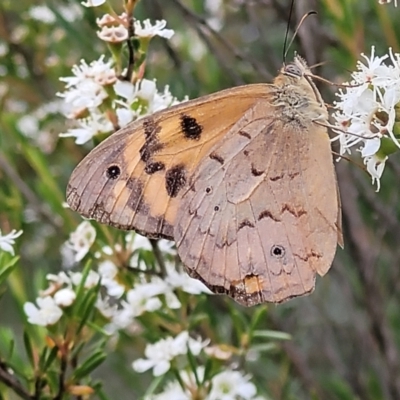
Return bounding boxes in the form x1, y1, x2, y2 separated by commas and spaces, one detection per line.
42, 346, 59, 373
0, 255, 19, 285
71, 350, 107, 380
252, 330, 292, 341
23, 330, 35, 368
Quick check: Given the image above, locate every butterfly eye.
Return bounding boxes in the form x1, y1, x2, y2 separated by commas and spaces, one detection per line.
271, 245, 285, 258
283, 64, 302, 78
214, 205, 220, 212
205, 187, 212, 194
106, 165, 121, 180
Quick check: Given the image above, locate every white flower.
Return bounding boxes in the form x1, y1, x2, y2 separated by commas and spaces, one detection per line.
112, 79, 186, 132
96, 13, 128, 27
146, 381, 191, 400
24, 296, 63, 326
46, 271, 72, 286
17, 115, 39, 137
71, 270, 100, 288
0, 42, 8, 57
124, 280, 166, 317
0, 229, 23, 256
29, 5, 56, 24
379, 0, 398, 6
208, 370, 258, 400
204, 345, 233, 360
54, 288, 76, 307
97, 25, 128, 42
364, 154, 388, 192
333, 47, 400, 190
41, 272, 72, 297
63, 221, 96, 262
165, 263, 212, 295
59, 110, 113, 144
81, 0, 106, 7
134, 19, 174, 39
132, 331, 208, 376
96, 296, 118, 319
115, 106, 137, 127
60, 79, 108, 109
58, 57, 116, 119
98, 260, 125, 298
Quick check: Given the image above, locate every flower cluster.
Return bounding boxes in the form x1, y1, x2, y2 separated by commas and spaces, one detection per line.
58, 8, 180, 145
25, 221, 211, 330
133, 334, 265, 400
147, 368, 265, 400
332, 47, 400, 190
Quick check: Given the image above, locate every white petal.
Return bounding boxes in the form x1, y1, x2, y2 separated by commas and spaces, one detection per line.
152, 360, 171, 376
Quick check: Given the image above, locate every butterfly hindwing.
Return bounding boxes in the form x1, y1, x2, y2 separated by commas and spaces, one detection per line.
174, 99, 341, 306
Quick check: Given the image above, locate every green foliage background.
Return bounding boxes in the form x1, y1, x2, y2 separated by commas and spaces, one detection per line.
1, 0, 400, 399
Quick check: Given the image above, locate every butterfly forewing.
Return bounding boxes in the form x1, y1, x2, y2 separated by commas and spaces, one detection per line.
66, 84, 273, 239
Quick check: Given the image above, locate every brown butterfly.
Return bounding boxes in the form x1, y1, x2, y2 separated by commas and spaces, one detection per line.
66, 56, 343, 306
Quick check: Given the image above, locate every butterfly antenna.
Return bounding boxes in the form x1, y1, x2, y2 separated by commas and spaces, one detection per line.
283, 10, 317, 61
282, 0, 295, 65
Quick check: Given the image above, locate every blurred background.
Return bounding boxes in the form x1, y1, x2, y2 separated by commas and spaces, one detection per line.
1, 0, 400, 399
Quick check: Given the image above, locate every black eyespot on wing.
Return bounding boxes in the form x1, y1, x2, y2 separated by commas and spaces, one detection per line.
180, 114, 203, 140
271, 245, 285, 258
106, 165, 121, 179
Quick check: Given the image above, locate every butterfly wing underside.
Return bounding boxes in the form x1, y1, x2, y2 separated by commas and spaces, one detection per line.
66, 84, 274, 240
174, 100, 341, 306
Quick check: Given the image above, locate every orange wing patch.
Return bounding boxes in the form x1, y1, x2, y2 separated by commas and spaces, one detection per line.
66, 84, 273, 239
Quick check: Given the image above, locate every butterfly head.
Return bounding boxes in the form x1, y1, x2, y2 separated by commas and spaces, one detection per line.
275, 55, 325, 109
282, 55, 311, 79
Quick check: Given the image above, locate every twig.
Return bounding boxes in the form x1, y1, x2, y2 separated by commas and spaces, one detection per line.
149, 239, 167, 276
0, 360, 33, 400
54, 349, 67, 400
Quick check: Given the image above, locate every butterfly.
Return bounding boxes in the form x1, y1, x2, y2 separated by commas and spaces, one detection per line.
66, 55, 343, 306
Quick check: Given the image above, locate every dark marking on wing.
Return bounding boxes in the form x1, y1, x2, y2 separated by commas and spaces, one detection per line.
165, 164, 187, 197
271, 245, 285, 258
269, 173, 284, 181
139, 139, 164, 163
251, 164, 264, 177
145, 161, 165, 175
186, 269, 263, 307
288, 171, 300, 179
258, 210, 281, 222
281, 203, 307, 217
209, 152, 224, 165
180, 114, 202, 140
106, 165, 121, 180
238, 219, 255, 230
238, 130, 251, 139
142, 117, 162, 138
126, 177, 147, 211
294, 250, 322, 261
